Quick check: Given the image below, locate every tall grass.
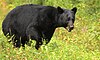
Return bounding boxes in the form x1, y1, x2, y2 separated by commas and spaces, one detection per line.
0, 0, 100, 60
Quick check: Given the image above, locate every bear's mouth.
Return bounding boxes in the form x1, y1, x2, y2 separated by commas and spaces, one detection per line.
64, 27, 73, 32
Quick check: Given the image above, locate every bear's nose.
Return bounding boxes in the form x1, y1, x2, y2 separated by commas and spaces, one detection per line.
70, 25, 74, 30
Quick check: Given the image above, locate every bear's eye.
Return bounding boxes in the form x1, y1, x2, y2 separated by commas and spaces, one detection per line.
67, 17, 70, 21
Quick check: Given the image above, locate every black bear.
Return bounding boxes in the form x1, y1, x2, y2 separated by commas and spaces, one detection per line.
2, 4, 77, 50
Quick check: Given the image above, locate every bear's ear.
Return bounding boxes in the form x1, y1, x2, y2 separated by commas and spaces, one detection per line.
71, 7, 77, 14
57, 6, 64, 14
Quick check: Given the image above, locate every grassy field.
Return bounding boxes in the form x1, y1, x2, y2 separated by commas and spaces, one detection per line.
0, 0, 100, 60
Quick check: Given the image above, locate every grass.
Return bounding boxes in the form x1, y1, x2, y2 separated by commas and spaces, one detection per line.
0, 0, 100, 60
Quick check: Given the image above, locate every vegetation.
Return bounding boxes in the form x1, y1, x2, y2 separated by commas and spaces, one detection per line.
0, 0, 100, 60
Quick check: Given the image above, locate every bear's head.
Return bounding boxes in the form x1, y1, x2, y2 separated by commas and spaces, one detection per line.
57, 7, 77, 32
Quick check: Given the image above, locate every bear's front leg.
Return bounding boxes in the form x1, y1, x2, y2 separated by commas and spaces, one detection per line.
26, 25, 43, 50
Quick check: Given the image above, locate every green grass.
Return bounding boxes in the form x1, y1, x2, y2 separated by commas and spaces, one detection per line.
0, 0, 100, 60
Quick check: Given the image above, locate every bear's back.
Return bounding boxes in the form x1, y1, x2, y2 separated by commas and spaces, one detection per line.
2, 4, 57, 37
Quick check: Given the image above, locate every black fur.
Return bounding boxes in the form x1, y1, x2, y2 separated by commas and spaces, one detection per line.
2, 4, 77, 50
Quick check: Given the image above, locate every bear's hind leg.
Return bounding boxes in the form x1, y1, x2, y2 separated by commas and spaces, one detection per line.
12, 36, 21, 48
